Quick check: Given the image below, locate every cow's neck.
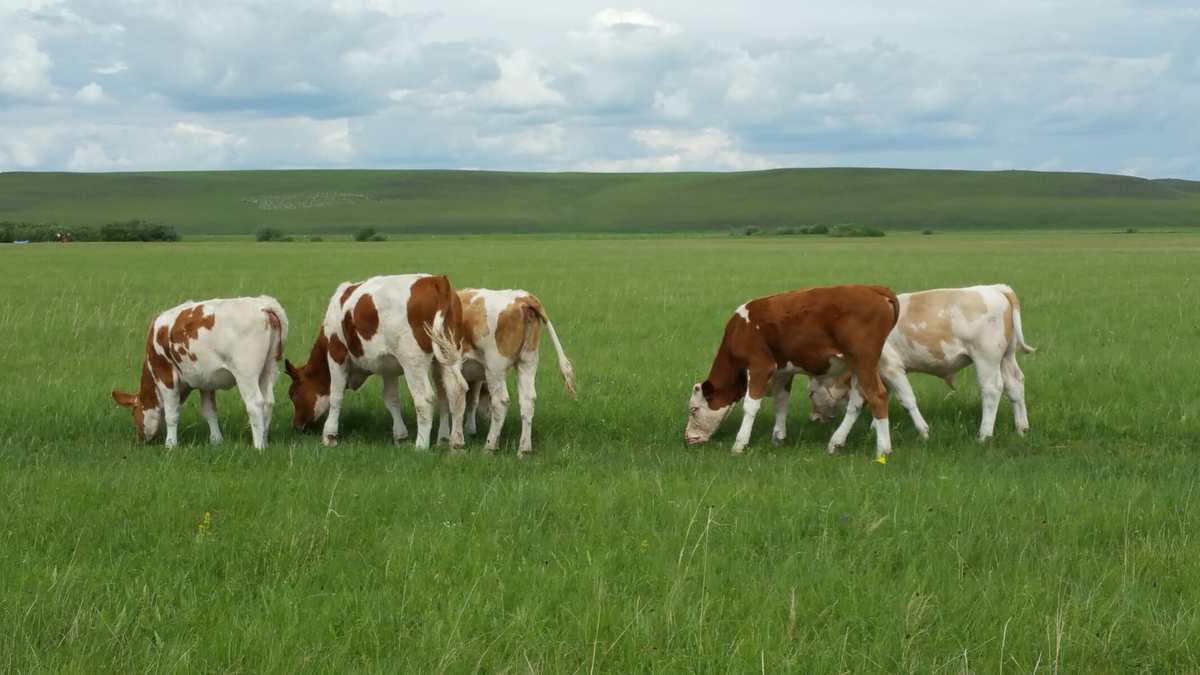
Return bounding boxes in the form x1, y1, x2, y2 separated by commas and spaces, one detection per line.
137, 360, 161, 411
301, 328, 333, 392
705, 342, 746, 406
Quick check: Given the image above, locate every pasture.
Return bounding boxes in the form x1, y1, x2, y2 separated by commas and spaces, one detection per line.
1, 231, 1198, 673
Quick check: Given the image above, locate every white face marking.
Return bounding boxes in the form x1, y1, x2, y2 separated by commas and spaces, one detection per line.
142, 406, 162, 440
314, 394, 330, 421
685, 384, 732, 444
734, 304, 750, 321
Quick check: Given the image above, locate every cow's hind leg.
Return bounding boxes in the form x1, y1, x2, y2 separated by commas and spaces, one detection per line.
400, 357, 436, 450
771, 373, 793, 445
465, 380, 483, 436
515, 354, 538, 456
381, 375, 410, 445
484, 364, 510, 452
200, 390, 223, 444
1001, 353, 1029, 436
432, 365, 452, 445
975, 358, 1005, 442
257, 356, 278, 446
234, 373, 267, 450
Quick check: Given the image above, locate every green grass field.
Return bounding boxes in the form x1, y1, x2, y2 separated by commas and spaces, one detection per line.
2, 232, 1198, 672
3, 168, 1200, 234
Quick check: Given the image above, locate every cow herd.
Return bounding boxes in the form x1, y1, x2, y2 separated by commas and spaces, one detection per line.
113, 275, 1033, 461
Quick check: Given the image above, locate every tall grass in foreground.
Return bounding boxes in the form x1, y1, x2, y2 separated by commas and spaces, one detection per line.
1, 232, 1198, 672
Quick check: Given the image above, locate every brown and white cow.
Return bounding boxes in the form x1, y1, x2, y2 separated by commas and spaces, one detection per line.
685, 285, 900, 458
112, 296, 288, 450
435, 288, 576, 455
809, 284, 1035, 442
285, 274, 469, 449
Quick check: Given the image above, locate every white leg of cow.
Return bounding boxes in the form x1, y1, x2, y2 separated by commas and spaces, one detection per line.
882, 367, 929, 439
200, 390, 223, 445
731, 396, 762, 455
437, 363, 467, 450
399, 362, 436, 450
235, 374, 267, 450
827, 379, 864, 454
380, 375, 410, 445
484, 367, 510, 452
257, 358, 277, 446
771, 375, 792, 445
320, 363, 348, 447
161, 388, 182, 449
871, 417, 893, 458
515, 356, 538, 456
464, 380, 483, 436
1001, 354, 1030, 436
433, 368, 452, 444
975, 359, 1004, 442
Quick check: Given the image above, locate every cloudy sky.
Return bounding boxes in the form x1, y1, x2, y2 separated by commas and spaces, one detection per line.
2, 0, 1199, 177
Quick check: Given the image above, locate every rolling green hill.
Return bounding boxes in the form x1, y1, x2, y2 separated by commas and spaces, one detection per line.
2, 168, 1199, 234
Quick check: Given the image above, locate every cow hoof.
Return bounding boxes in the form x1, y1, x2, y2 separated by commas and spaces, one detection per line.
1016, 426, 1029, 437
322, 434, 338, 447
826, 442, 843, 455
977, 434, 993, 443
918, 428, 930, 440
209, 436, 223, 445
484, 441, 499, 453
730, 445, 746, 455
771, 433, 786, 446
518, 450, 532, 459
394, 429, 409, 441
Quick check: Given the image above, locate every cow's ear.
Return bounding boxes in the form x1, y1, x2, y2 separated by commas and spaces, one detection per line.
112, 390, 137, 408
284, 359, 298, 379
700, 381, 714, 400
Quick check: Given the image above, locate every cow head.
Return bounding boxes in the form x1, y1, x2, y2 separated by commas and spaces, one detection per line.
285, 358, 330, 430
111, 389, 162, 442
807, 372, 852, 422
685, 381, 734, 445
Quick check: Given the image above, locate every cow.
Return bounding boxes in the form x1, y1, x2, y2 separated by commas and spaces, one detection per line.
111, 296, 288, 450
685, 285, 900, 459
284, 274, 469, 449
434, 289, 576, 455
808, 284, 1035, 443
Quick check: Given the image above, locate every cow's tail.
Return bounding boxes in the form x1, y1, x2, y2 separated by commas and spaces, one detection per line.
524, 299, 576, 399
262, 299, 289, 362
998, 285, 1037, 354
426, 311, 469, 392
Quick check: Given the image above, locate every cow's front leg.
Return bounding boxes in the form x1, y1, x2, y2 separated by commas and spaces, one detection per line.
732, 365, 775, 454
827, 379, 864, 453
321, 361, 349, 447
200, 390, 223, 445
161, 387, 182, 449
380, 375, 409, 445
882, 367, 929, 439
771, 374, 793, 445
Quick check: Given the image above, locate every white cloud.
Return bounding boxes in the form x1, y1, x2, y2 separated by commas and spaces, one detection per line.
582, 127, 774, 171
0, 33, 54, 100
66, 141, 128, 171
94, 61, 128, 75
481, 51, 564, 110
74, 82, 113, 104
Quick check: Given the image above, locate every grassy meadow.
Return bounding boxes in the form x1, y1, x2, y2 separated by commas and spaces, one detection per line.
4, 167, 1200, 234
1, 231, 1199, 672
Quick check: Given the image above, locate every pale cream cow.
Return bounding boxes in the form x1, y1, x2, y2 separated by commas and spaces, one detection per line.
808, 284, 1035, 442
437, 289, 575, 455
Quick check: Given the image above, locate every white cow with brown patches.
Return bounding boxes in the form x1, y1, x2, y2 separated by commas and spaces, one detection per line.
437, 288, 575, 455
285, 274, 470, 450
112, 296, 288, 449
808, 284, 1036, 442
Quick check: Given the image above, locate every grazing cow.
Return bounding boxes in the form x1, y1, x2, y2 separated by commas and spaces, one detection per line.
685, 285, 900, 458
285, 274, 469, 449
435, 289, 576, 455
111, 296, 288, 449
808, 284, 1035, 442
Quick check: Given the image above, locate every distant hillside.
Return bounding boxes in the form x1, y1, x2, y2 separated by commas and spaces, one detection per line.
2, 168, 1198, 234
